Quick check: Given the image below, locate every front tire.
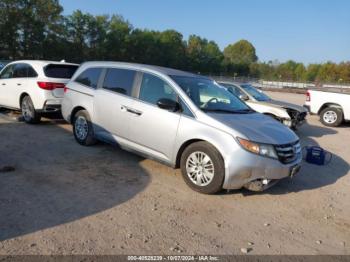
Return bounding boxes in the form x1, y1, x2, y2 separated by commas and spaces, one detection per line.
320, 107, 343, 127
72, 110, 97, 146
21, 96, 41, 124
180, 142, 225, 194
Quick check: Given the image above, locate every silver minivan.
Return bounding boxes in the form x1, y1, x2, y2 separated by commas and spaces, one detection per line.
62, 62, 302, 194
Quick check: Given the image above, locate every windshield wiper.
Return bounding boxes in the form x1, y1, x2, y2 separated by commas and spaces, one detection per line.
202, 108, 236, 114
202, 108, 254, 114
234, 109, 255, 113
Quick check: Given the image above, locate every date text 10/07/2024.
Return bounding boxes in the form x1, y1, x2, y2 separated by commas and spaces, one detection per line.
127, 256, 220, 261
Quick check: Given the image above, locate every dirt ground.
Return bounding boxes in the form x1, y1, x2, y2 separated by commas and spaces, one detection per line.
0, 92, 349, 255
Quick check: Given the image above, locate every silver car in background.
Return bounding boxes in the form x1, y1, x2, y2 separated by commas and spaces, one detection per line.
218, 81, 308, 129
62, 62, 302, 194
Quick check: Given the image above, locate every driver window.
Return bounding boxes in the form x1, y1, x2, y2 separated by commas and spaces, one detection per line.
139, 73, 177, 105
0, 65, 14, 79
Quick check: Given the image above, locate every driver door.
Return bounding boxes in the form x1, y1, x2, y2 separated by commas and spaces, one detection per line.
128, 73, 181, 163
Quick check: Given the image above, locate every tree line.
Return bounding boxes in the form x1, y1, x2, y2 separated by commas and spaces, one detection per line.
0, 0, 349, 83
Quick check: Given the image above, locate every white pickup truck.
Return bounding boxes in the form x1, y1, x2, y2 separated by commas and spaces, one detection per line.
304, 89, 350, 127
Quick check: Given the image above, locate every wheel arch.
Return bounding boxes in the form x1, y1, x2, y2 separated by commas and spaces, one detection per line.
19, 92, 30, 108
70, 106, 86, 123
318, 103, 343, 115
175, 138, 225, 169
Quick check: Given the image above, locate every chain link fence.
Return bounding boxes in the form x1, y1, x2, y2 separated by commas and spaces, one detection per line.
209, 75, 350, 94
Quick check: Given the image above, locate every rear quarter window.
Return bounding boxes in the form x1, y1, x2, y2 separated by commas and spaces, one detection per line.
75, 68, 103, 89
44, 64, 78, 79
103, 68, 136, 96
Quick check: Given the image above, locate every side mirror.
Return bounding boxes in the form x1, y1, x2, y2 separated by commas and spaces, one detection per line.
239, 94, 249, 101
157, 98, 180, 112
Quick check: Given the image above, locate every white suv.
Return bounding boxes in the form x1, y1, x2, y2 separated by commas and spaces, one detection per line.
0, 60, 78, 123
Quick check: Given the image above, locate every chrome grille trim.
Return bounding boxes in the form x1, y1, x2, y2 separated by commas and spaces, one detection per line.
275, 141, 301, 164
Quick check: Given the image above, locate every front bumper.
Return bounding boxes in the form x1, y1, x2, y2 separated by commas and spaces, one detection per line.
289, 111, 308, 128
223, 148, 302, 190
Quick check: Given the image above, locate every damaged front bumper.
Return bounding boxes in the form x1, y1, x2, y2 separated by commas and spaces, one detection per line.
243, 164, 301, 191
286, 109, 308, 128
223, 147, 303, 191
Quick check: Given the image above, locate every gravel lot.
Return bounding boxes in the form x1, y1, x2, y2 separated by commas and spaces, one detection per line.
0, 92, 349, 255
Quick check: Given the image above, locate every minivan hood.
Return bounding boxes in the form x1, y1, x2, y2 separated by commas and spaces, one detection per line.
207, 112, 298, 145
263, 100, 307, 113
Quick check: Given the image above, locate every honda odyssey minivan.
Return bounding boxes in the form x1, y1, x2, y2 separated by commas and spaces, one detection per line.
62, 62, 302, 194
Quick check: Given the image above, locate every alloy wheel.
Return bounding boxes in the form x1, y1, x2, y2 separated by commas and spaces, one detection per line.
75, 116, 89, 140
22, 98, 33, 122
186, 151, 215, 186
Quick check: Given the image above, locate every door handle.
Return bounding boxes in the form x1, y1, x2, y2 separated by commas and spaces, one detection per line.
121, 105, 142, 116
1, 83, 5, 86
17, 83, 21, 86
127, 108, 142, 116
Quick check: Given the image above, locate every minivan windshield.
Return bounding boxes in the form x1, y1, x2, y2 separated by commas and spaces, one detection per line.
171, 76, 253, 114
241, 84, 271, 101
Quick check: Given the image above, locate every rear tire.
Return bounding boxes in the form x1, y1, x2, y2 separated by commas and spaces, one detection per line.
320, 107, 343, 127
21, 96, 41, 124
180, 142, 225, 194
72, 110, 97, 146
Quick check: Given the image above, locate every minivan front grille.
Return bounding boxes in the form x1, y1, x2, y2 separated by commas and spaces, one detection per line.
275, 141, 301, 164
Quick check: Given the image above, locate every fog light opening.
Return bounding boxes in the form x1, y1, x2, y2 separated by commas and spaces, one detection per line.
244, 179, 278, 192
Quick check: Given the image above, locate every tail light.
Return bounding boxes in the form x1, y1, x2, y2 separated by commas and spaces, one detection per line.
64, 86, 68, 93
37, 82, 65, 91
306, 91, 311, 102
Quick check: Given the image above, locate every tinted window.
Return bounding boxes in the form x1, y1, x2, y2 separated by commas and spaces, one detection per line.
13, 64, 28, 78
103, 68, 136, 96
0, 65, 15, 79
75, 68, 102, 89
139, 73, 177, 105
44, 64, 78, 79
27, 66, 38, 77
1, 64, 38, 79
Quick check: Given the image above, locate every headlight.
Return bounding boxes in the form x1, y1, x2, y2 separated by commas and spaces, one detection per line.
283, 119, 292, 127
237, 137, 278, 159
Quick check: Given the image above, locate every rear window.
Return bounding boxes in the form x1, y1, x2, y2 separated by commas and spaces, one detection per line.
44, 64, 78, 79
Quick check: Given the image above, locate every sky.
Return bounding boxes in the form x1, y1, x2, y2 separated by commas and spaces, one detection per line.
60, 0, 350, 64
